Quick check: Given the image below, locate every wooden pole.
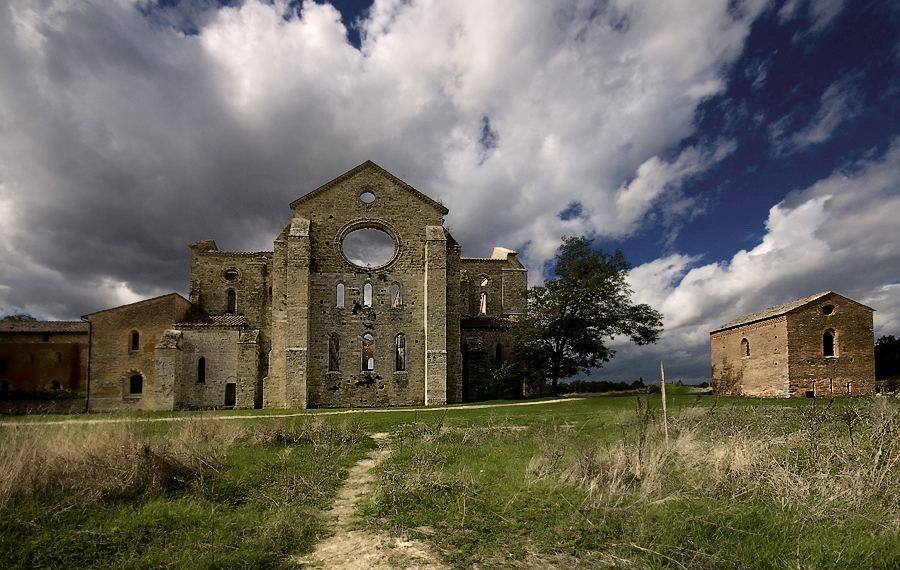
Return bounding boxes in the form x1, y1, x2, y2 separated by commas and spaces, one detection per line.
660, 360, 669, 447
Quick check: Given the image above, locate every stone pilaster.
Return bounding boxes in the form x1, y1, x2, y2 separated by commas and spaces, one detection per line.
153, 330, 183, 411
424, 225, 448, 405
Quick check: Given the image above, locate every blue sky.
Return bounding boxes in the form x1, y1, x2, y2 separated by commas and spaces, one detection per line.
1, 0, 898, 384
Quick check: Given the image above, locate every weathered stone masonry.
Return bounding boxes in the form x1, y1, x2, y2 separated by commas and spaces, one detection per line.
94, 160, 526, 410
710, 292, 875, 398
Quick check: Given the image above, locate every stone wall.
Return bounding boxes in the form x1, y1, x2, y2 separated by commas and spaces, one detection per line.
0, 325, 88, 393
787, 293, 875, 397
85, 294, 191, 411
710, 317, 789, 397
711, 292, 875, 398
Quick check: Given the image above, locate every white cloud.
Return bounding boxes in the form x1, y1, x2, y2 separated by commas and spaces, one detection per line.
770, 74, 864, 155
0, 0, 771, 315
602, 138, 900, 383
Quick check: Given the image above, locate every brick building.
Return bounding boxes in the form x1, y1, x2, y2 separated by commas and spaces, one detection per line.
58, 160, 526, 411
0, 321, 89, 395
710, 292, 875, 397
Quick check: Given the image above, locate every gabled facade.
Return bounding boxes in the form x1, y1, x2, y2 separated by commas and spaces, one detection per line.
710, 292, 875, 397
83, 293, 191, 411
146, 161, 526, 410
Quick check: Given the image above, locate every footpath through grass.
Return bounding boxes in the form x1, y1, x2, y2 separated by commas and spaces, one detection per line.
2, 395, 899, 569
361, 394, 900, 569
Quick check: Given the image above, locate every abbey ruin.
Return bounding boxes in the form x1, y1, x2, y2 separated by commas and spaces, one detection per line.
0, 161, 526, 411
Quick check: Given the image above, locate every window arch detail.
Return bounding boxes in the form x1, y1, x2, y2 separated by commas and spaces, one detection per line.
741, 338, 750, 357
362, 333, 374, 371
336, 283, 345, 308
824, 329, 837, 357
395, 334, 406, 371
130, 331, 140, 352
391, 283, 402, 307
226, 289, 237, 313
364, 283, 373, 307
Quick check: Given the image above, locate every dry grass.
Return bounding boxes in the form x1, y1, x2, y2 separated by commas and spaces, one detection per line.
527, 397, 900, 524
0, 420, 222, 507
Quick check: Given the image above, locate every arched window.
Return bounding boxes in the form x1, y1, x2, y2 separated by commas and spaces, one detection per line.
741, 338, 750, 357
364, 283, 373, 307
496, 343, 503, 365
395, 334, 406, 371
391, 283, 401, 307
823, 329, 836, 357
129, 374, 143, 394
362, 333, 374, 371
227, 289, 237, 313
198, 357, 206, 383
479, 291, 487, 315
336, 283, 345, 308
131, 331, 140, 352
329, 334, 340, 372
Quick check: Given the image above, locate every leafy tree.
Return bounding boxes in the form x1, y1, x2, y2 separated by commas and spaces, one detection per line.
1, 313, 37, 322
875, 335, 900, 381
511, 236, 663, 392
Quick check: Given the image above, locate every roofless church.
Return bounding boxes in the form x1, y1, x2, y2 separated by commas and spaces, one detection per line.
54, 161, 525, 411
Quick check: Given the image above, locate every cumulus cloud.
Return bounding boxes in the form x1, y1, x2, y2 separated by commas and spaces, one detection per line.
0, 0, 769, 318
601, 138, 900, 384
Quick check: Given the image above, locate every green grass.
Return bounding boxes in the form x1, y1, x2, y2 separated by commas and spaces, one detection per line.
2, 395, 899, 568
361, 394, 900, 569
0, 416, 374, 569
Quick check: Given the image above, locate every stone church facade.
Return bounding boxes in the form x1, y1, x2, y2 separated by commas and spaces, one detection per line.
90, 160, 528, 411
710, 292, 875, 398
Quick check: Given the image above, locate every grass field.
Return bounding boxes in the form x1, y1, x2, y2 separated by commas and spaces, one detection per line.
2, 394, 899, 569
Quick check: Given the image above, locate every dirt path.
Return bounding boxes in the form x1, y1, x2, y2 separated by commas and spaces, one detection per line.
295, 433, 449, 569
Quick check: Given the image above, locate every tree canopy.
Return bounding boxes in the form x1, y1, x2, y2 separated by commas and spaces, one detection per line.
510, 236, 663, 390
875, 335, 900, 381
1, 314, 37, 323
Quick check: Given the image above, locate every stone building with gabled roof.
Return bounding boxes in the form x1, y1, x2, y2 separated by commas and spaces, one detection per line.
2, 162, 526, 412
710, 292, 875, 397
143, 160, 526, 410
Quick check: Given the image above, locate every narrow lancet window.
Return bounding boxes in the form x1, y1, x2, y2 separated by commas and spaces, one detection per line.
496, 344, 503, 365
391, 283, 401, 307
479, 292, 487, 315
329, 334, 340, 372
395, 334, 406, 371
227, 289, 237, 313
824, 329, 836, 357
741, 338, 750, 357
336, 283, 345, 307
364, 283, 373, 307
362, 333, 374, 371
131, 331, 140, 352
198, 357, 206, 383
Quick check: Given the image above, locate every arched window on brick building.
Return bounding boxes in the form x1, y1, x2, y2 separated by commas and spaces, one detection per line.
824, 329, 836, 357
227, 289, 237, 313
131, 331, 140, 352
741, 338, 750, 357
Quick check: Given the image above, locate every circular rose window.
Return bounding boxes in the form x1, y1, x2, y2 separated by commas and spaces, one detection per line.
342, 228, 396, 268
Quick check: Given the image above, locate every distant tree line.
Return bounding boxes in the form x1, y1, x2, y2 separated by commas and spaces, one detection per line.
555, 379, 646, 394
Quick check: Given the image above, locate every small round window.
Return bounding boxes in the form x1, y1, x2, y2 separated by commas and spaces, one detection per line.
223, 269, 239, 281
822, 305, 834, 315
360, 191, 376, 204
342, 228, 396, 268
